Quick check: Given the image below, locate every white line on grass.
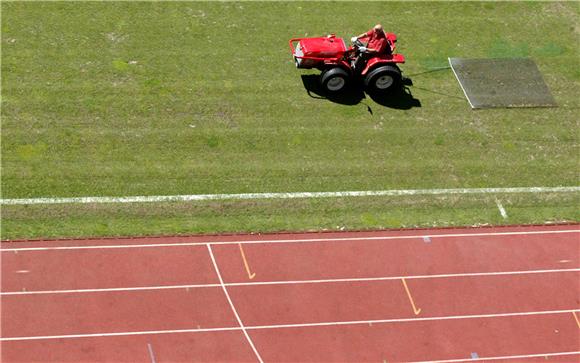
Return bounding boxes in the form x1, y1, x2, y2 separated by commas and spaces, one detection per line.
496, 199, 508, 219
1, 309, 578, 342
2, 186, 579, 205
2, 229, 578, 252
2, 268, 578, 296
207, 245, 264, 363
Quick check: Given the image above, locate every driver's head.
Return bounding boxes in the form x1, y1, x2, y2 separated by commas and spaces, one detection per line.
373, 24, 384, 33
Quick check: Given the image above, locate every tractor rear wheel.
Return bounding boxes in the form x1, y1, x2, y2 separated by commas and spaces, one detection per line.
364, 65, 401, 93
320, 67, 349, 93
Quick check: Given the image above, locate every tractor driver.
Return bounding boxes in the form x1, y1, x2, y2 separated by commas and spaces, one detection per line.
351, 24, 390, 70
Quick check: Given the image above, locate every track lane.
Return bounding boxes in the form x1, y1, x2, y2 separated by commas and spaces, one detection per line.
248, 313, 579, 362
1, 331, 258, 363
1, 288, 237, 338
6, 226, 577, 295
1, 245, 217, 292
225, 272, 579, 327
211, 231, 579, 283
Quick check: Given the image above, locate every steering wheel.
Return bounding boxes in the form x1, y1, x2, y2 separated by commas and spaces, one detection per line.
353, 39, 364, 48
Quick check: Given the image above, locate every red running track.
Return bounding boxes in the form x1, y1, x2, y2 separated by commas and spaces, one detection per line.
1, 224, 579, 362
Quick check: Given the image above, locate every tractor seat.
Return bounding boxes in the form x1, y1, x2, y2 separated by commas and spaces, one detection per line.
384, 40, 393, 55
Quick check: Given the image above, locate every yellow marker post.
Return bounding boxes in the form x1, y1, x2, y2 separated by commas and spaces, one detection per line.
238, 243, 256, 280
573, 311, 580, 329
402, 278, 421, 316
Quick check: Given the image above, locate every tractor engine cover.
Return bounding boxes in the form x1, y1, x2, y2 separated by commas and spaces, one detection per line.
295, 35, 347, 68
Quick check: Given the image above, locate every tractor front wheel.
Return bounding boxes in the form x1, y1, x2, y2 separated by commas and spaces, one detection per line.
364, 65, 401, 93
320, 67, 349, 93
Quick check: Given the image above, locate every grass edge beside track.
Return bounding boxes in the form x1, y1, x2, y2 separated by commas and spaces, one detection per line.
2, 191, 578, 241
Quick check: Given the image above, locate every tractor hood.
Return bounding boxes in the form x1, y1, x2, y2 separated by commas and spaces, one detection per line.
299, 35, 347, 58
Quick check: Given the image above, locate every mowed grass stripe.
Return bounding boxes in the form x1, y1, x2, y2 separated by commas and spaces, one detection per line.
2, 186, 580, 205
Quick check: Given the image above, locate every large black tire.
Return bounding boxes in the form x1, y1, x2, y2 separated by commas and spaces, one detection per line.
320, 67, 349, 93
364, 65, 401, 93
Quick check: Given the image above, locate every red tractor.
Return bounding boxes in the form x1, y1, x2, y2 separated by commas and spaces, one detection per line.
289, 33, 405, 94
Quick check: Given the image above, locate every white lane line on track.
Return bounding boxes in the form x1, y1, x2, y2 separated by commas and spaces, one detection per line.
2, 309, 578, 342
2, 268, 579, 296
2, 229, 579, 252
0, 283, 220, 295
2, 186, 579, 205
207, 245, 264, 363
411, 351, 580, 363
147, 343, 157, 363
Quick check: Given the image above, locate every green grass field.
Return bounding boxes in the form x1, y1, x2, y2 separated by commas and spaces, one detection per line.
2, 1, 579, 240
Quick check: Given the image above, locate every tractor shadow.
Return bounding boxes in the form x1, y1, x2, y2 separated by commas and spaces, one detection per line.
301, 75, 421, 109
301, 75, 364, 105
